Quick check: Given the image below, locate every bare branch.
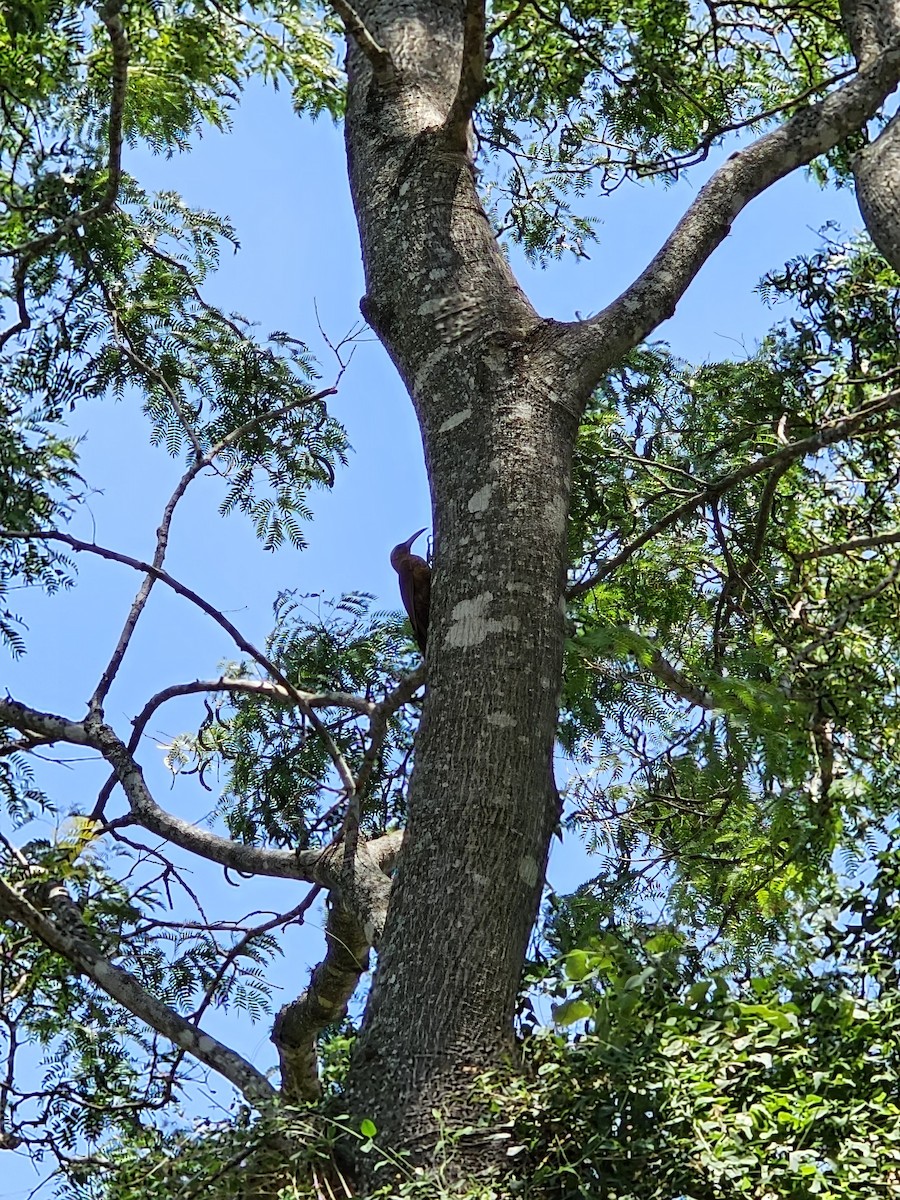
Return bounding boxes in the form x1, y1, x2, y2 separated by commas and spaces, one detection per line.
272, 900, 370, 1101
797, 528, 900, 561
88, 456, 200, 714
0, 528, 358, 801
92, 675, 374, 823
0, 695, 315, 880
749, 461, 790, 574
556, 42, 900, 386
645, 647, 713, 710
444, 0, 487, 152
340, 663, 423, 867
0, 874, 276, 1106
0, 262, 29, 352
85, 261, 339, 713
0, 698, 399, 944
330, 0, 396, 86
355, 664, 425, 797
569, 388, 900, 595
135, 678, 376, 732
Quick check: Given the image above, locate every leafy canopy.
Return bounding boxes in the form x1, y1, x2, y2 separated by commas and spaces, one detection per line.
2, 2, 900, 1198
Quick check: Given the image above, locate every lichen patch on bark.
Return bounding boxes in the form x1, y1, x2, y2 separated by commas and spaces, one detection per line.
468, 483, 494, 512
439, 407, 472, 431
486, 711, 516, 728
445, 592, 521, 646
543, 492, 568, 533
517, 856, 541, 887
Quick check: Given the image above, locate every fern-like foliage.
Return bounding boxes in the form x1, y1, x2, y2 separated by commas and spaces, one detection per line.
480, 0, 850, 259
0, 397, 81, 653
561, 234, 900, 956
0, 2, 350, 652
165, 594, 420, 850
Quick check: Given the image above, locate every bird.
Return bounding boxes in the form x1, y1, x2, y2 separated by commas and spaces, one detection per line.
391, 528, 431, 655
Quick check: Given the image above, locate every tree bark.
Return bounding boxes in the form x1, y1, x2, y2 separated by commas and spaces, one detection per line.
337, 0, 900, 1178
339, 0, 585, 1162
843, 1, 900, 273
854, 113, 900, 273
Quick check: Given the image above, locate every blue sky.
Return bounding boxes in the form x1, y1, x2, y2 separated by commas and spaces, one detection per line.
1, 75, 865, 1194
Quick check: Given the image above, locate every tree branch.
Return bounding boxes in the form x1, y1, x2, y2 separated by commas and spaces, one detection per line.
796, 528, 900, 561
91, 675, 374, 822
0, 528, 358, 802
556, 42, 900, 386
569, 388, 900, 595
86, 375, 338, 715
444, 0, 487, 152
272, 900, 370, 1102
0, 262, 29, 353
0, 697, 400, 943
0, 874, 276, 1106
329, 0, 396, 86
88, 450, 201, 715
841, 0, 898, 66
189, 888, 321, 1033
0, 696, 316, 879
645, 647, 713, 710
355, 664, 425, 797
791, 559, 900, 667
134, 677, 376, 732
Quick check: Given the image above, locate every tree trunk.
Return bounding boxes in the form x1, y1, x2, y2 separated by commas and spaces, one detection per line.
340, 0, 587, 1167
844, 0, 900, 273
854, 113, 900, 274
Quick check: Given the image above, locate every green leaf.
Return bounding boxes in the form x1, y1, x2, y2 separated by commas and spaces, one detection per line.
552, 998, 593, 1026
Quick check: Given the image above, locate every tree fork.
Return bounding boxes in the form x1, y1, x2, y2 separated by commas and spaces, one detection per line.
340, 0, 585, 1164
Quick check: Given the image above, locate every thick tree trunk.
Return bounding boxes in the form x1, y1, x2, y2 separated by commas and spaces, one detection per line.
854, 113, 900, 273
844, 0, 900, 273
339, 0, 586, 1167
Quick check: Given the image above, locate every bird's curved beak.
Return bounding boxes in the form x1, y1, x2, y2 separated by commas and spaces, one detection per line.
404, 527, 427, 551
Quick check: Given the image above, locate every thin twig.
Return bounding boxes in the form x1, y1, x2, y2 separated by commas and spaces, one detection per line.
88, 454, 200, 714
0, 529, 358, 799
569, 389, 900, 596
487, 0, 534, 46
87, 383, 338, 717
210, 386, 337, 458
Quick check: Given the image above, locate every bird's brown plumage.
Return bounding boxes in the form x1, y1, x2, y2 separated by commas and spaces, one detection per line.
391, 528, 431, 655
